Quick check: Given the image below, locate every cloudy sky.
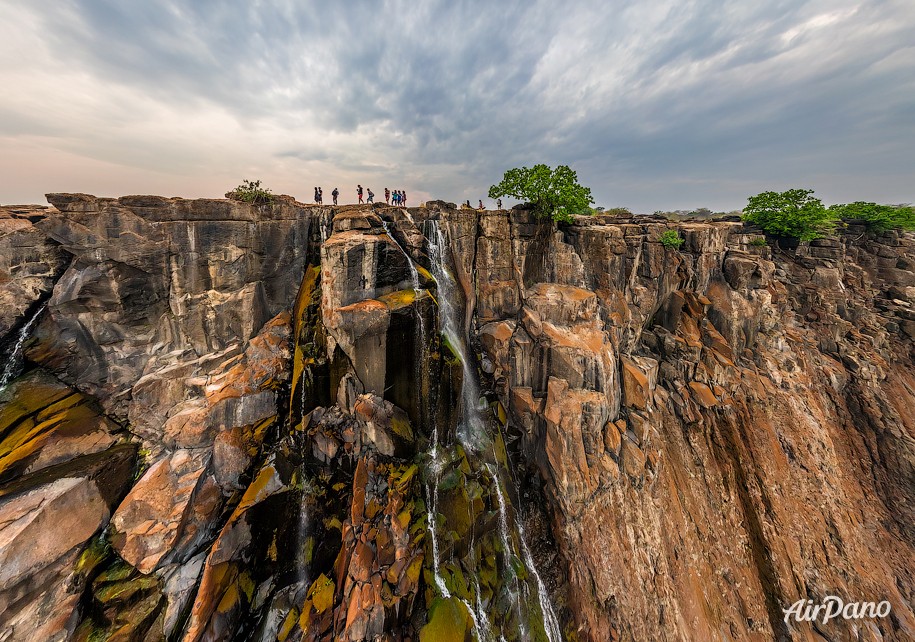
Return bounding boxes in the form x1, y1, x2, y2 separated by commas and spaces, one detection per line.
1, 0, 913, 212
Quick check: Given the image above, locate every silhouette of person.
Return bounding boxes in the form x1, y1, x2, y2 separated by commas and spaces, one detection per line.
496, 198, 502, 210
318, 187, 323, 204
384, 188, 390, 205
357, 185, 364, 204
332, 188, 339, 206
478, 200, 484, 210
367, 188, 374, 203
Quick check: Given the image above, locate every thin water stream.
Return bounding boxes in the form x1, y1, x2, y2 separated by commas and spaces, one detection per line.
0, 303, 46, 391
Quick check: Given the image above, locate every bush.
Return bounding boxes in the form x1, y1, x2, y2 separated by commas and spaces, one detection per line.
828, 202, 915, 232
488, 164, 594, 223
742, 189, 837, 241
659, 229, 684, 248
227, 179, 274, 204
602, 207, 631, 216
749, 237, 768, 246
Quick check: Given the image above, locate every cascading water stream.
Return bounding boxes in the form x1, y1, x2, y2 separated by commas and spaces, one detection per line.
427, 218, 563, 641
379, 217, 493, 640
0, 303, 46, 391
488, 464, 562, 642
381, 215, 559, 640
426, 221, 488, 449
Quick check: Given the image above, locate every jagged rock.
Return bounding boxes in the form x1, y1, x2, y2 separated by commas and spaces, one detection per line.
110, 449, 214, 574
619, 437, 646, 479
3, 196, 915, 642
0, 206, 67, 339
0, 443, 135, 641
27, 194, 310, 419
0, 370, 122, 483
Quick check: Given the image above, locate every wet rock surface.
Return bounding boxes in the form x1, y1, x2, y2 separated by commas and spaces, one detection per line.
0, 195, 913, 640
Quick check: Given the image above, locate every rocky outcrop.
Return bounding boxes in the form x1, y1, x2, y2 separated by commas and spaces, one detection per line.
463, 208, 915, 641
0, 205, 67, 341
1, 193, 913, 641
0, 371, 135, 641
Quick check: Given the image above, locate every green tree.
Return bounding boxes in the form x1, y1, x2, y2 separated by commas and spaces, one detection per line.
828, 202, 915, 232
742, 189, 837, 241
488, 164, 594, 223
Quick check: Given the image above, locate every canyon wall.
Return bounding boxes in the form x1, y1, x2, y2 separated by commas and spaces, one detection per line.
0, 195, 913, 641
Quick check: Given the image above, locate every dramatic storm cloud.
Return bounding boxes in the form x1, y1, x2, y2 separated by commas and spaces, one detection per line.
1, 0, 913, 210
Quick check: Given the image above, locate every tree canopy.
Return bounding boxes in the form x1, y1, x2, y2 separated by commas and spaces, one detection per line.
488, 164, 594, 223
742, 189, 836, 241
828, 201, 915, 232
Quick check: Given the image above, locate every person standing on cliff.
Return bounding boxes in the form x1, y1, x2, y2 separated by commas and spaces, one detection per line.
314, 187, 319, 203
402, 191, 407, 207
384, 188, 390, 205
318, 187, 323, 204
478, 200, 484, 210
332, 188, 339, 206
367, 188, 374, 203
357, 185, 364, 204
496, 198, 502, 210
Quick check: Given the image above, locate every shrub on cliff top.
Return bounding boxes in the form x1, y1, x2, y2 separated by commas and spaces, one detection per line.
828, 201, 915, 233
659, 229, 684, 249
227, 179, 274, 204
742, 188, 836, 241
488, 164, 594, 223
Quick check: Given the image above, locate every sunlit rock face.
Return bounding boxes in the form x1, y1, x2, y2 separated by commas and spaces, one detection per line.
0, 194, 913, 641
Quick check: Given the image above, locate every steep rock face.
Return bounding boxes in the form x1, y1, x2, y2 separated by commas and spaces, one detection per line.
27, 193, 311, 419
2, 194, 914, 642
0, 205, 67, 340
461, 208, 915, 641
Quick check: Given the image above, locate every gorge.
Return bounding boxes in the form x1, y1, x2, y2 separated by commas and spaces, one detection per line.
0, 193, 913, 641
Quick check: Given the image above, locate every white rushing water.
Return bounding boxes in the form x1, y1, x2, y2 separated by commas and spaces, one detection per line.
426, 221, 489, 450
378, 219, 455, 605
0, 303, 46, 391
377, 216, 561, 640
427, 219, 563, 641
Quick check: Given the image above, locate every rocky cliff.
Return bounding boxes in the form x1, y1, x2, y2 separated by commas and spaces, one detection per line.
0, 194, 913, 641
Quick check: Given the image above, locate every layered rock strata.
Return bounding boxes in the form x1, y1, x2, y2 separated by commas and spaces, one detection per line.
0, 194, 912, 641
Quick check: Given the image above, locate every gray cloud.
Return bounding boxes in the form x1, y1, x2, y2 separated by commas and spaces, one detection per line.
1, 0, 913, 210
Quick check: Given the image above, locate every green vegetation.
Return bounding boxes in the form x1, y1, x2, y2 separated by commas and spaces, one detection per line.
828, 201, 915, 232
749, 237, 768, 246
602, 207, 631, 216
659, 229, 684, 249
742, 188, 836, 241
227, 179, 274, 204
488, 164, 594, 223
743, 189, 915, 240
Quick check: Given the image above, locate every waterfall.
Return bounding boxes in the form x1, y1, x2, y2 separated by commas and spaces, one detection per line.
380, 215, 561, 640
0, 303, 46, 391
296, 490, 310, 594
427, 218, 563, 641
488, 463, 528, 640
426, 221, 488, 450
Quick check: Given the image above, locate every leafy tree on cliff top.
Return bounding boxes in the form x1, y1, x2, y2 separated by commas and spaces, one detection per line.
742, 188, 837, 241
828, 201, 915, 232
488, 164, 594, 223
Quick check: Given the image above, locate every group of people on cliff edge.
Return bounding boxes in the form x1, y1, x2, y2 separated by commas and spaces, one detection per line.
314, 185, 407, 207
